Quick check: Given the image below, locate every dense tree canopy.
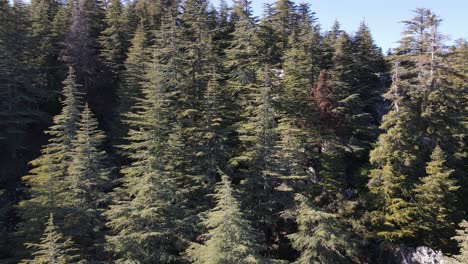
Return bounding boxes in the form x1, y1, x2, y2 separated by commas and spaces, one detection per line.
0, 1, 466, 263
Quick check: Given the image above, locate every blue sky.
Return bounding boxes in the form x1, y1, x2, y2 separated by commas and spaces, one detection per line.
212, 0, 468, 52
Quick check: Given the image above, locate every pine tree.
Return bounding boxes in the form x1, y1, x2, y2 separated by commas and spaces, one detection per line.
352, 22, 386, 122
197, 69, 231, 183
366, 64, 421, 242
51, 0, 73, 42
221, 0, 259, 179
18, 68, 83, 252
235, 62, 279, 226
276, 5, 320, 186
225, 0, 257, 88
0, 0, 46, 159
29, 0, 61, 94
20, 214, 79, 264
366, 10, 445, 243
105, 10, 188, 263
271, 0, 296, 54
288, 194, 359, 264
64, 103, 111, 260
414, 146, 459, 248
181, 0, 212, 102
186, 175, 264, 264
367, 110, 420, 242
177, 0, 219, 192
115, 23, 148, 140
446, 220, 468, 264
99, 0, 128, 75
320, 20, 342, 70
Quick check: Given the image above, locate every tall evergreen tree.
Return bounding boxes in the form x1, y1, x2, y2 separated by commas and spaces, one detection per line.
186, 175, 264, 264
29, 0, 60, 94
64, 103, 111, 260
18, 68, 83, 253
414, 146, 459, 248
366, 9, 446, 243
0, 0, 46, 159
271, 0, 296, 54
99, 0, 128, 76
20, 214, 79, 264
51, 0, 73, 42
115, 23, 148, 140
288, 194, 360, 264
276, 4, 320, 187
105, 10, 189, 263
352, 22, 387, 122
225, 0, 258, 169
446, 220, 468, 264
197, 69, 231, 183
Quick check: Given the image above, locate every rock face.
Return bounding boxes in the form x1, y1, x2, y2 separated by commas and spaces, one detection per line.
395, 246, 445, 264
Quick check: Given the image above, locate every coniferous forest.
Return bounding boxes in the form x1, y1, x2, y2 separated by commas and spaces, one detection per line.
0, 0, 467, 263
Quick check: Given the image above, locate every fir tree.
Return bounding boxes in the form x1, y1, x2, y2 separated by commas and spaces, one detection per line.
446, 220, 468, 264
20, 214, 79, 264
276, 5, 320, 186
197, 69, 231, 183
367, 69, 421, 241
235, 63, 279, 226
0, 0, 46, 159
51, 0, 73, 41
271, 0, 296, 53
352, 22, 386, 122
64, 103, 111, 260
367, 111, 420, 241
99, 0, 128, 75
225, 0, 257, 88
105, 11, 188, 263
186, 175, 264, 264
414, 146, 459, 248
181, 0, 212, 102
29, 0, 60, 95
288, 194, 360, 264
19, 68, 83, 247
115, 23, 148, 140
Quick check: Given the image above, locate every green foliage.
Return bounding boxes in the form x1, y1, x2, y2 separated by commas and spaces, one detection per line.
414, 146, 459, 248
197, 69, 232, 182
19, 68, 83, 248
105, 10, 191, 263
51, 0, 74, 41
367, 109, 421, 241
20, 214, 79, 264
99, 0, 128, 75
276, 14, 319, 184
446, 220, 468, 264
270, 0, 296, 53
2, 2, 466, 264
186, 175, 264, 264
288, 194, 360, 264
64, 103, 111, 259
366, 9, 467, 250
116, 24, 148, 127
0, 0, 46, 158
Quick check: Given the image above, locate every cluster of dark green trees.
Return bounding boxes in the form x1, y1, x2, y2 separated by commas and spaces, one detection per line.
0, 0, 466, 263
